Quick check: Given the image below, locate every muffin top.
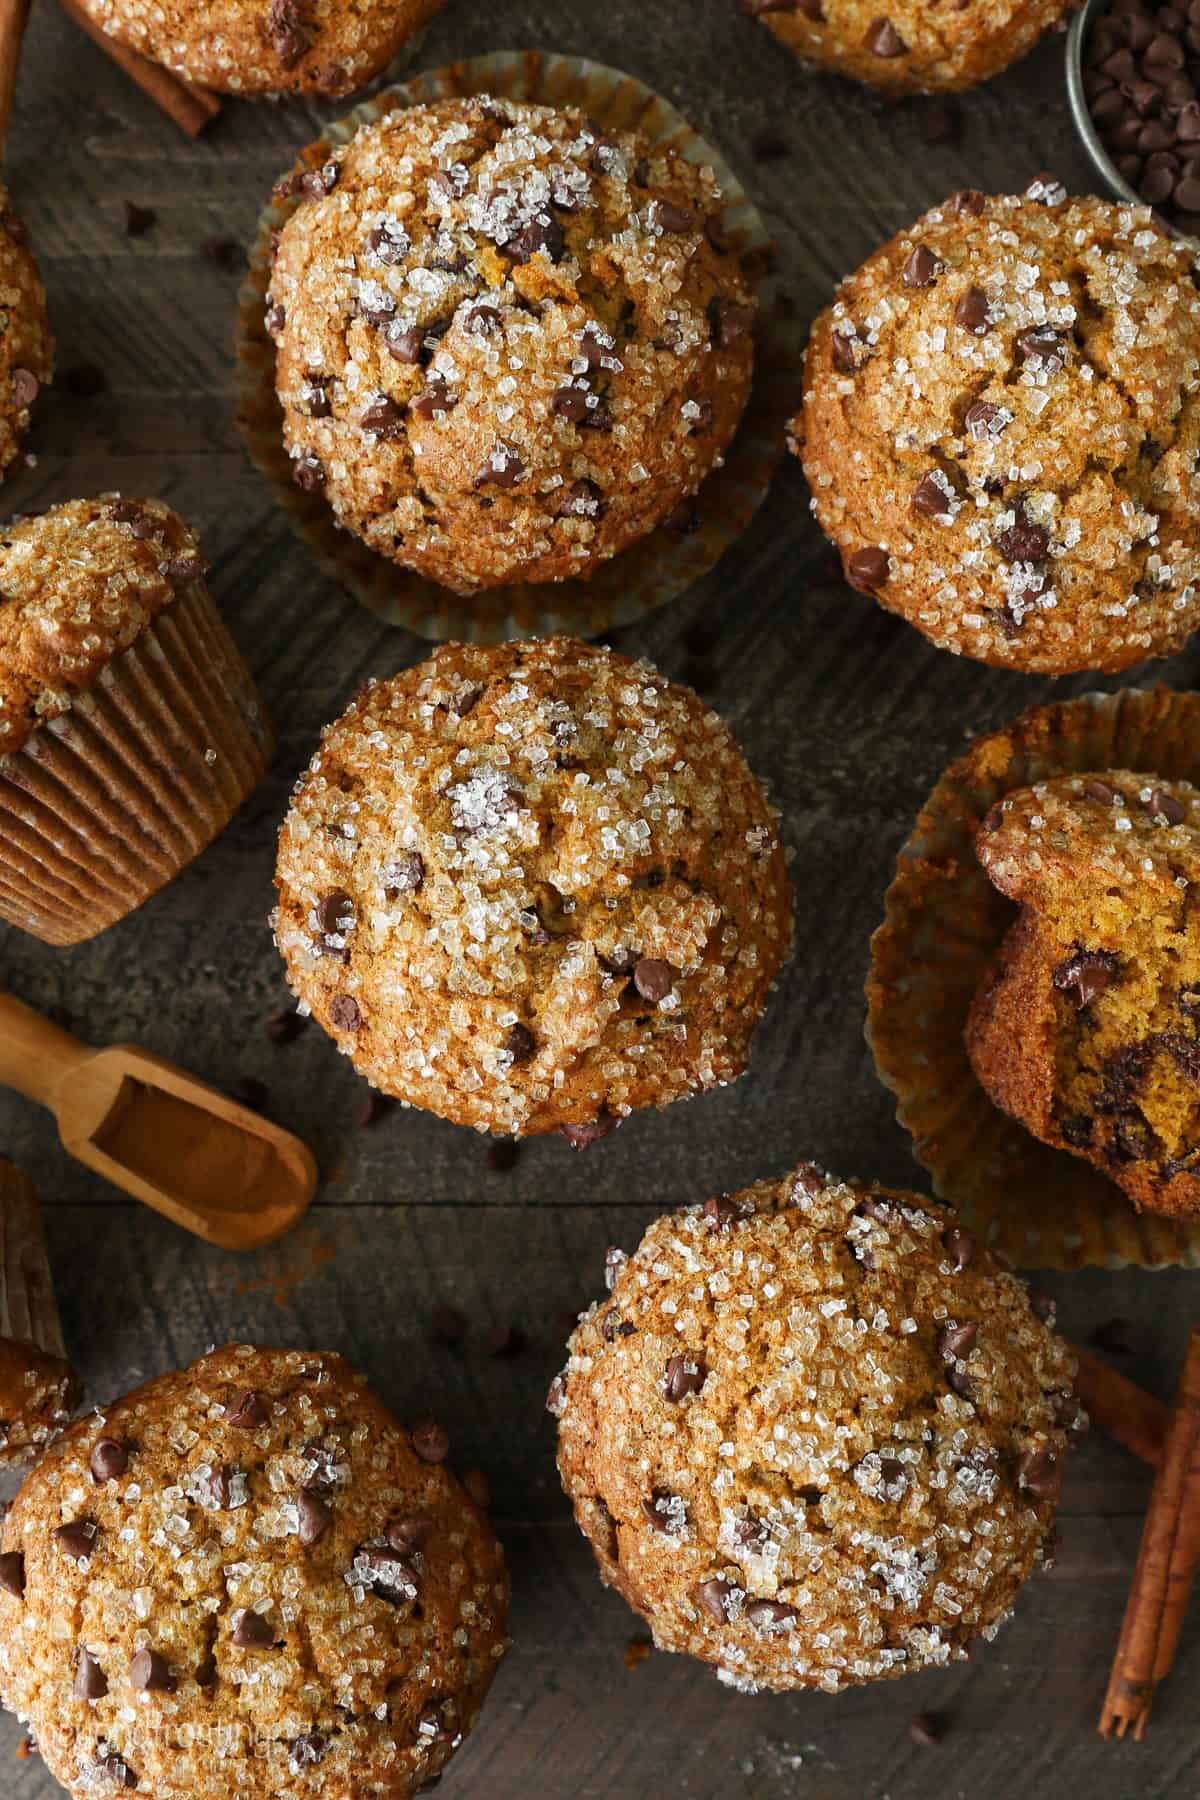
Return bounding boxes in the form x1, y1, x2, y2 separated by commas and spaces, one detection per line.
977, 770, 1200, 902
273, 638, 792, 1139
797, 186, 1200, 673
76, 0, 444, 96
0, 192, 52, 485
0, 1345, 508, 1800
0, 497, 209, 757
740, 0, 1073, 94
267, 95, 756, 593
552, 1163, 1077, 1693
0, 1336, 80, 1470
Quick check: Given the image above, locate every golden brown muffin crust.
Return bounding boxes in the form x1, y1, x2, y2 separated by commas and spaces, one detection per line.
0, 191, 52, 485
268, 96, 756, 594
0, 497, 209, 757
75, 0, 444, 96
0, 1344, 508, 1800
553, 1163, 1076, 1693
795, 186, 1200, 673
273, 638, 792, 1140
969, 771, 1200, 1216
0, 1337, 80, 1469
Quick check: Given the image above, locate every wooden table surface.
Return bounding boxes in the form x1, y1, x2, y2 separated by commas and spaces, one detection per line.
3, 1, 1200, 1794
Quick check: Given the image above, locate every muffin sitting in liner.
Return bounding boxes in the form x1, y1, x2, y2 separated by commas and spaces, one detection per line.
794, 182, 1200, 674
969, 772, 1200, 1218
551, 1161, 1078, 1692
0, 497, 272, 947
74, 0, 444, 97
0, 1344, 507, 1800
266, 94, 756, 594
737, 0, 1075, 93
273, 637, 792, 1143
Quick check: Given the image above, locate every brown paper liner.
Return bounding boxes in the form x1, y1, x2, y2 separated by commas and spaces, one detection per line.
0, 1160, 79, 1469
0, 582, 274, 946
236, 50, 798, 642
866, 685, 1200, 1271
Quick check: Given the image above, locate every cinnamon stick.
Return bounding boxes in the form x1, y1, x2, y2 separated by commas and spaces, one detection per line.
1074, 1346, 1168, 1467
0, 0, 30, 158
57, 0, 220, 137
1099, 1325, 1200, 1740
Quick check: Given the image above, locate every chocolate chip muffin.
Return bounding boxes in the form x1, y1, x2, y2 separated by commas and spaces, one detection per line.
0, 495, 273, 945
75, 0, 444, 96
273, 638, 792, 1142
968, 772, 1200, 1218
0, 192, 51, 483
737, 0, 1073, 93
0, 1344, 508, 1800
552, 1162, 1078, 1692
266, 95, 756, 594
795, 184, 1200, 673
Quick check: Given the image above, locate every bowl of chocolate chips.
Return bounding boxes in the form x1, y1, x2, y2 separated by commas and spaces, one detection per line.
1069, 0, 1200, 238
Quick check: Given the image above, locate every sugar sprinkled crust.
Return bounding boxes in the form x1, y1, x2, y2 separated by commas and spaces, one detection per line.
794, 186, 1200, 673
75, 0, 443, 96
969, 771, 1200, 1216
0, 1344, 508, 1800
0, 191, 52, 485
267, 96, 756, 594
272, 638, 792, 1140
0, 1337, 80, 1469
0, 497, 209, 757
553, 1163, 1077, 1693
740, 0, 1074, 95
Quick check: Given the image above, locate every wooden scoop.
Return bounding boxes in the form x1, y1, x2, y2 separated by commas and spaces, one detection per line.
0, 994, 316, 1249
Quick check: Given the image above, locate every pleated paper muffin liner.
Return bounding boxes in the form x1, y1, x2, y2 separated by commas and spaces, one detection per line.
866, 684, 1200, 1271
236, 50, 798, 642
0, 582, 274, 946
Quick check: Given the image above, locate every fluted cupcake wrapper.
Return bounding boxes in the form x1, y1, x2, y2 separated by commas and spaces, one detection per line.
0, 581, 274, 946
236, 49, 799, 643
866, 684, 1200, 1271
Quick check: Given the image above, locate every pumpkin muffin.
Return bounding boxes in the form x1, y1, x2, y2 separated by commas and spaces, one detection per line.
74, 0, 444, 96
968, 771, 1200, 1218
794, 185, 1200, 673
736, 0, 1074, 94
266, 94, 756, 594
0, 1344, 508, 1800
0, 496, 273, 946
551, 1161, 1077, 1692
0, 190, 51, 483
272, 638, 792, 1143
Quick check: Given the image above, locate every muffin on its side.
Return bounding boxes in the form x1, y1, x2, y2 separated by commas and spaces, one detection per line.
0, 190, 52, 483
273, 638, 792, 1142
267, 95, 756, 594
968, 772, 1200, 1218
0, 497, 273, 946
74, 0, 444, 96
0, 1344, 508, 1800
794, 185, 1200, 673
552, 1162, 1077, 1692
739, 0, 1074, 94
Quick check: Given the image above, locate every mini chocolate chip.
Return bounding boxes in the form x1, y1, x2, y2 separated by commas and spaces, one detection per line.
474, 445, 526, 489
413, 377, 457, 419
301, 159, 340, 199
688, 397, 715, 433
411, 1417, 450, 1463
965, 400, 1008, 438
954, 285, 989, 333
302, 380, 330, 419
1016, 1446, 1061, 1501
552, 384, 592, 422
0, 1553, 24, 1600
561, 1112, 618, 1149
360, 395, 405, 439
466, 304, 502, 335
416, 1698, 459, 1745
910, 1712, 942, 1747
232, 1608, 275, 1648
265, 302, 286, 336
129, 1649, 172, 1693
1016, 325, 1066, 370
356, 1545, 420, 1603
508, 213, 565, 263
388, 1515, 433, 1553
10, 368, 39, 409
902, 244, 940, 288
649, 199, 695, 234
386, 323, 427, 365
831, 330, 859, 372
912, 471, 955, 518
1052, 948, 1119, 1010
744, 1599, 798, 1631
297, 1488, 331, 1547
267, 0, 310, 67
941, 1226, 975, 1270
330, 995, 362, 1031
503, 1023, 536, 1066
292, 452, 325, 491
951, 188, 985, 215
847, 545, 890, 592
937, 1320, 978, 1360
866, 15, 908, 54
694, 1576, 737, 1621
998, 511, 1050, 564
91, 1439, 129, 1483
225, 1390, 269, 1430
633, 957, 674, 1002
709, 297, 754, 348
558, 478, 606, 519
365, 220, 409, 265
1084, 778, 1119, 805
56, 1520, 97, 1563
96, 1754, 137, 1789
1145, 786, 1186, 824
641, 1488, 686, 1534
703, 1195, 739, 1233
75, 1648, 108, 1699
289, 1734, 326, 1772
664, 1354, 708, 1401
601, 1309, 635, 1342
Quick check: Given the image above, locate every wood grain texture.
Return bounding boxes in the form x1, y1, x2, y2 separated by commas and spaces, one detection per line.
2, 2, 1200, 1794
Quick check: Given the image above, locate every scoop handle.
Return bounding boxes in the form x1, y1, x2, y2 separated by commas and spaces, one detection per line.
0, 994, 91, 1111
